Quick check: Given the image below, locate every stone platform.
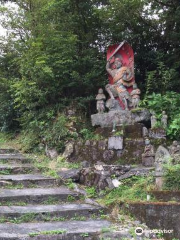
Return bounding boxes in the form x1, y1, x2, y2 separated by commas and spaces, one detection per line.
91, 109, 151, 127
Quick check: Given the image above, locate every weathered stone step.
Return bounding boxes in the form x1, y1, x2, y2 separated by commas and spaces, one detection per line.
0, 154, 31, 164
0, 149, 19, 154
0, 187, 80, 204
0, 203, 103, 221
0, 220, 111, 239
0, 164, 36, 174
0, 174, 59, 188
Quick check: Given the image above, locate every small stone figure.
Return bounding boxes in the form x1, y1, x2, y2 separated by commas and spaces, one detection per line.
142, 138, 155, 167
169, 141, 180, 155
96, 88, 106, 114
142, 127, 149, 138
151, 113, 157, 128
169, 140, 180, 164
143, 139, 155, 156
161, 111, 168, 129
130, 83, 141, 109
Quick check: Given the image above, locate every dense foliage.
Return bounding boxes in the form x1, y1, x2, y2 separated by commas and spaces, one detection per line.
0, 0, 180, 149
140, 91, 180, 139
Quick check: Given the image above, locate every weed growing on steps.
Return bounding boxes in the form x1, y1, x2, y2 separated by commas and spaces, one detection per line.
0, 201, 27, 206
6, 183, 24, 189
0, 169, 13, 175
0, 212, 99, 224
29, 229, 67, 237
80, 232, 89, 237
85, 186, 98, 198
64, 179, 75, 190
31, 154, 81, 178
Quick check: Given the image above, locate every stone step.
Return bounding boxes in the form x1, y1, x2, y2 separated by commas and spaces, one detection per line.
0, 149, 19, 154
0, 174, 60, 188
0, 203, 103, 221
0, 164, 36, 174
0, 154, 31, 164
0, 187, 80, 204
0, 220, 111, 239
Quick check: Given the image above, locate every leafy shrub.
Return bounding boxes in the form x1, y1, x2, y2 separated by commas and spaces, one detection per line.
140, 91, 180, 139
163, 164, 180, 190
146, 62, 178, 94
80, 128, 102, 140
0, 78, 19, 131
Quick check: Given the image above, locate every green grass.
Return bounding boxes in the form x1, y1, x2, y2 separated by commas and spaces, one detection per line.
85, 186, 98, 198
29, 229, 67, 237
98, 176, 155, 206
0, 169, 13, 175
31, 154, 81, 179
0, 201, 27, 206
0, 213, 36, 224
6, 183, 24, 189
0, 212, 94, 224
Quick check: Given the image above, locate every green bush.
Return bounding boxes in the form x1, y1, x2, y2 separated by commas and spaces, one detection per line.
163, 164, 180, 190
140, 91, 180, 140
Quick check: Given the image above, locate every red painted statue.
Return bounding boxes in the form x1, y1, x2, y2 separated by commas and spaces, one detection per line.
105, 41, 140, 110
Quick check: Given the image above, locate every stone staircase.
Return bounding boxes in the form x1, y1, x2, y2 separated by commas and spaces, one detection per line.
0, 149, 111, 240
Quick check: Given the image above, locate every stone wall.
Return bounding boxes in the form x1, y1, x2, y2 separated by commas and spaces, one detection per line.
127, 202, 180, 240
150, 190, 180, 202
68, 123, 145, 165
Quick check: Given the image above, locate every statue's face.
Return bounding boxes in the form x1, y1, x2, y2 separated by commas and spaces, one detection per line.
114, 59, 122, 69
98, 88, 103, 94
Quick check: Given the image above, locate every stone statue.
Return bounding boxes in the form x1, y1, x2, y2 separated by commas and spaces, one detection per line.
169, 141, 180, 155
105, 56, 133, 110
143, 139, 155, 156
96, 88, 106, 114
151, 113, 157, 128
161, 111, 168, 129
154, 146, 171, 190
169, 140, 180, 164
130, 83, 141, 109
142, 138, 155, 166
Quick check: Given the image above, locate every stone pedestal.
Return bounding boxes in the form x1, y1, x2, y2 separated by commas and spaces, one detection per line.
91, 109, 151, 128
142, 155, 155, 167
155, 177, 164, 190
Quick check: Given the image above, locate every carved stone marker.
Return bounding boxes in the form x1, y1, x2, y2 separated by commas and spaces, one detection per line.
108, 136, 123, 150
149, 128, 166, 139
161, 111, 168, 129
142, 139, 155, 167
154, 145, 171, 190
